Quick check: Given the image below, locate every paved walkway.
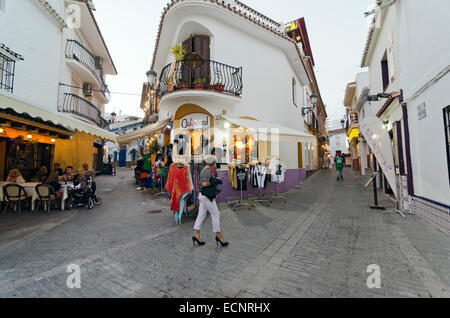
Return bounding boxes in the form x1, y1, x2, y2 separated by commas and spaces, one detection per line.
0, 168, 448, 298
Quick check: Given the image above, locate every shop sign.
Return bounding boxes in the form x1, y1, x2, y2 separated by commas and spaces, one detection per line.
349, 111, 359, 124
180, 114, 210, 130
285, 20, 298, 32
360, 116, 398, 199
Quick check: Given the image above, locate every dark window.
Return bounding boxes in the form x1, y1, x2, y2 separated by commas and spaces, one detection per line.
444, 105, 450, 185
0, 52, 16, 93
381, 51, 389, 91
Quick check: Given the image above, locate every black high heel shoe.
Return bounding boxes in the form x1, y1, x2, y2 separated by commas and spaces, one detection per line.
192, 236, 205, 246
215, 236, 229, 247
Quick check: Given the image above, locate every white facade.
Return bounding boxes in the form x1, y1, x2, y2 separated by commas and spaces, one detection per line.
361, 0, 450, 232
395, 0, 450, 207
151, 0, 316, 169
0, 0, 116, 129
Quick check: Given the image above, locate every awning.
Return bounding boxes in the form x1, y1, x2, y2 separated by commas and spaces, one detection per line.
117, 118, 172, 145
224, 117, 316, 144
0, 92, 117, 141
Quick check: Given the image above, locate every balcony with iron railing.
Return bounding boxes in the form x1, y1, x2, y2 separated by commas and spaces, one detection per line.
65, 40, 110, 102
158, 59, 243, 98
58, 93, 108, 128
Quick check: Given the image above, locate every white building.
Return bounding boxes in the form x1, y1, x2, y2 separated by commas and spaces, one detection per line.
326, 119, 349, 160
361, 0, 450, 233
105, 112, 144, 167
120, 0, 317, 171
0, 0, 116, 179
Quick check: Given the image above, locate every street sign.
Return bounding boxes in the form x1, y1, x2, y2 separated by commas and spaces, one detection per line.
417, 103, 427, 120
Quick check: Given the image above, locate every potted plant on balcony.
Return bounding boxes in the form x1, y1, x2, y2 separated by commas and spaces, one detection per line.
214, 82, 225, 92
170, 43, 186, 61
177, 77, 188, 90
204, 79, 213, 91
194, 78, 206, 89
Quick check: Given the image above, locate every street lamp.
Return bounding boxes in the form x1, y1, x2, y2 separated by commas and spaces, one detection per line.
340, 119, 345, 128
146, 68, 157, 89
302, 93, 318, 116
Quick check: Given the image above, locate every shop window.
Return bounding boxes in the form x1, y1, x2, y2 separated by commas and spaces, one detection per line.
444, 105, 450, 185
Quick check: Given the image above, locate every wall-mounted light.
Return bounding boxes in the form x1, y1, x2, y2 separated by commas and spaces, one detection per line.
51, 138, 56, 143
27, 134, 33, 139
0, 127, 5, 134
224, 122, 231, 129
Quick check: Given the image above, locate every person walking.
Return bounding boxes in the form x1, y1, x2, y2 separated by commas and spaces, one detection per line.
193, 155, 229, 247
335, 153, 344, 181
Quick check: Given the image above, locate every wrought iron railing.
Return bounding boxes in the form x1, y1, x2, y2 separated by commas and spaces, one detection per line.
158, 59, 243, 97
65, 40, 110, 100
59, 93, 108, 128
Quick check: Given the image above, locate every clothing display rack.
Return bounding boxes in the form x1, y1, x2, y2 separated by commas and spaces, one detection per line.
271, 173, 287, 203
233, 169, 251, 211
251, 161, 271, 207
269, 160, 287, 203
154, 160, 170, 198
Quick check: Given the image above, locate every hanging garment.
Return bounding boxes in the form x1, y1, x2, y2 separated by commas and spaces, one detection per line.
165, 165, 192, 213
255, 164, 268, 189
143, 154, 152, 171
269, 161, 287, 184
175, 192, 190, 224
235, 167, 248, 191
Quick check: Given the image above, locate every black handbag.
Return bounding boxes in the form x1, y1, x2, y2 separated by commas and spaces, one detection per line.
200, 177, 222, 201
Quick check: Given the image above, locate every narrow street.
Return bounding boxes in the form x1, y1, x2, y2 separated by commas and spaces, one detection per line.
0, 168, 448, 298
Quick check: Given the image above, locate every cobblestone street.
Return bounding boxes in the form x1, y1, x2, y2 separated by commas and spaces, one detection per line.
0, 168, 449, 298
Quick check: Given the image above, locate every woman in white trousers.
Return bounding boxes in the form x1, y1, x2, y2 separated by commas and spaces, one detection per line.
193, 155, 229, 247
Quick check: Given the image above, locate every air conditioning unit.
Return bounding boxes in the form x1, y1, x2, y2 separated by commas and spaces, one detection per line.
83, 83, 93, 97
94, 56, 103, 69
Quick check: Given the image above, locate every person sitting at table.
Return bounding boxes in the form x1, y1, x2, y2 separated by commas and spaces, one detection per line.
61, 166, 75, 182
53, 163, 64, 176
6, 169, 26, 184
32, 166, 48, 182
46, 167, 62, 192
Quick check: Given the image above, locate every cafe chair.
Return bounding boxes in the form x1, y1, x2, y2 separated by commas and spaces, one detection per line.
2, 184, 28, 216
35, 184, 58, 214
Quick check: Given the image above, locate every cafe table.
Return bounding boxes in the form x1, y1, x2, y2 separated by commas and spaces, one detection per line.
0, 182, 69, 211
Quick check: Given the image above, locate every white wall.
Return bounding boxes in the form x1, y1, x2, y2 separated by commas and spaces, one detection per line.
329, 132, 349, 157
0, 0, 62, 112
365, 0, 450, 205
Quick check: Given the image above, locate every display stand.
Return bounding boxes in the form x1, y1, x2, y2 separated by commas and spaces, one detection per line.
155, 175, 170, 199
271, 174, 287, 203
252, 188, 271, 207
232, 172, 251, 211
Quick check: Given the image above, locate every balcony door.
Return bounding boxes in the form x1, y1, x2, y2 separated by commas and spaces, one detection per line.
182, 35, 210, 85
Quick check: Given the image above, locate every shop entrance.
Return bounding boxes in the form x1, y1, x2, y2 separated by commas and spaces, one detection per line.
1, 137, 54, 181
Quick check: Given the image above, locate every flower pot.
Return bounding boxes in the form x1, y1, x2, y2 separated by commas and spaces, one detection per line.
205, 83, 214, 91
214, 84, 225, 92
177, 82, 188, 90
194, 83, 205, 89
